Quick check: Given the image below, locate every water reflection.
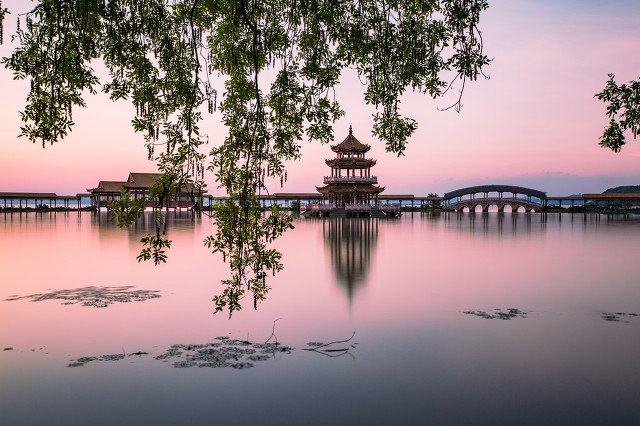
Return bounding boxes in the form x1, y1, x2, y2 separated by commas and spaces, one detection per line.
322, 217, 378, 304
91, 210, 200, 242
443, 211, 543, 237
439, 211, 640, 240
441, 211, 553, 237
3, 212, 640, 424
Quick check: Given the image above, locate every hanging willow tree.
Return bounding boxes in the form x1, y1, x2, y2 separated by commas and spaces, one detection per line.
595, 74, 640, 153
1, 0, 489, 315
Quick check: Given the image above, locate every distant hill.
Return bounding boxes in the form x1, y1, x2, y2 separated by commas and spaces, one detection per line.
603, 185, 640, 194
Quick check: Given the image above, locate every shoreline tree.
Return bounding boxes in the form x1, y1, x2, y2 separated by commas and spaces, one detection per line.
596, 74, 640, 152
0, 0, 490, 316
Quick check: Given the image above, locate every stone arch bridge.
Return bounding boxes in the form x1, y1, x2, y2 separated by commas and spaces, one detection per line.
442, 185, 546, 212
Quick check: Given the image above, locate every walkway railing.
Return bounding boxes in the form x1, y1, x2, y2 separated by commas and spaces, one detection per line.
302, 203, 395, 212
301, 203, 336, 212
378, 203, 401, 212
345, 205, 372, 211
323, 176, 378, 184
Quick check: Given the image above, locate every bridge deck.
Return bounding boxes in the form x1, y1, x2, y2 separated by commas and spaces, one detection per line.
443, 185, 547, 201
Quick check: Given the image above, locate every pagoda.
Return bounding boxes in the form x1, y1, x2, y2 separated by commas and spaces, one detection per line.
315, 126, 385, 214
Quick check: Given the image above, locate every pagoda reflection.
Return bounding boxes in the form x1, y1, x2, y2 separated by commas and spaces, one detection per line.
323, 217, 379, 304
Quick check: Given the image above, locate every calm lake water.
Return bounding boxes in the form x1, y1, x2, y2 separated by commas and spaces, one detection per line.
1, 211, 639, 425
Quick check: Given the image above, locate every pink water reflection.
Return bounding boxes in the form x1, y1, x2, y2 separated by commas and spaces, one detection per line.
1, 211, 640, 424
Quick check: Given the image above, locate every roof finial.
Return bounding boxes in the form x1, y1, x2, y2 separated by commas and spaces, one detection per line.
349, 125, 352, 136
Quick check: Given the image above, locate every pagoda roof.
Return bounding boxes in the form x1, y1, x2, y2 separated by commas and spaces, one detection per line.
325, 158, 377, 167
331, 126, 371, 153
316, 183, 385, 195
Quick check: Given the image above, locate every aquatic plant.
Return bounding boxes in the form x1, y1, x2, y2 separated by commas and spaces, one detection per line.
4, 285, 162, 308
463, 308, 529, 320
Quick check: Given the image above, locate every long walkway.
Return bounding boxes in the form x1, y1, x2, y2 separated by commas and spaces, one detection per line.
4, 190, 640, 211
0, 192, 91, 209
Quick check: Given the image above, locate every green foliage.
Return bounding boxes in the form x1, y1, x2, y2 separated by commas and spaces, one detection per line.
2, 1, 101, 146
136, 210, 173, 265
204, 201, 291, 316
137, 232, 172, 265
111, 189, 147, 228
595, 74, 640, 152
0, 2, 8, 45
2, 0, 490, 315
427, 192, 439, 197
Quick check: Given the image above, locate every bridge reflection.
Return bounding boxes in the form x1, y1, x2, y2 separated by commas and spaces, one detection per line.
323, 217, 378, 304
444, 210, 544, 236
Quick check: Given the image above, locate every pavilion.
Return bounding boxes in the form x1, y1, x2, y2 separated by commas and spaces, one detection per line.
305, 127, 399, 217
87, 172, 207, 209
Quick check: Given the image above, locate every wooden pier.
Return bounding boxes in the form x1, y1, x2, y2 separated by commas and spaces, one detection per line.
0, 192, 92, 210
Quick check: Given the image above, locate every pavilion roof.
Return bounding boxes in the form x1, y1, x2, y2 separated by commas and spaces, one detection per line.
325, 158, 376, 167
88, 181, 128, 193
330, 126, 371, 153
0, 192, 58, 198
127, 172, 160, 187
316, 183, 384, 194
126, 173, 205, 193
87, 173, 206, 194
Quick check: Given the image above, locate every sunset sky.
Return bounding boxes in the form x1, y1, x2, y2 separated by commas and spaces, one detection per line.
1, 0, 639, 196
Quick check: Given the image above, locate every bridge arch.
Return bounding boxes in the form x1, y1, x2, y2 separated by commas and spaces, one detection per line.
442, 185, 546, 212
443, 185, 547, 202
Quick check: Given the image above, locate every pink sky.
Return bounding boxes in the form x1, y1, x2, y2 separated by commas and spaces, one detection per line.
1, 0, 639, 196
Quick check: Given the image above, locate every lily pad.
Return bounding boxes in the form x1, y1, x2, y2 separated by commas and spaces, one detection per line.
5, 286, 161, 308
602, 312, 640, 323
463, 308, 529, 320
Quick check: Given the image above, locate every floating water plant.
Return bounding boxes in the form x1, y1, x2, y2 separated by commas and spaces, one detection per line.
68, 338, 294, 369
463, 308, 529, 320
67, 332, 358, 369
601, 312, 640, 323
4, 286, 161, 308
